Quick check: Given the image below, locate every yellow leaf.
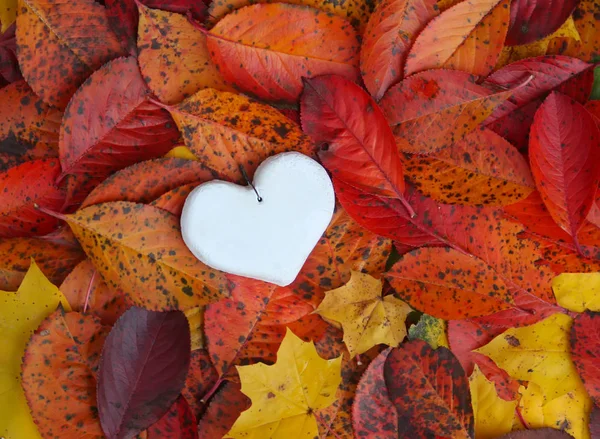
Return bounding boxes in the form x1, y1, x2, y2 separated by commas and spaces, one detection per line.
314, 271, 412, 356
408, 313, 449, 349
185, 306, 204, 350
226, 329, 342, 439
518, 381, 592, 439
165, 146, 199, 161
0, 260, 71, 439
552, 272, 600, 312
0, 0, 17, 32
469, 365, 517, 439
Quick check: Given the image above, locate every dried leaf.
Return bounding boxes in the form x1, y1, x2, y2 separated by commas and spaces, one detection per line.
97, 307, 191, 439
570, 311, 600, 406
206, 3, 360, 102
408, 314, 449, 349
315, 271, 412, 356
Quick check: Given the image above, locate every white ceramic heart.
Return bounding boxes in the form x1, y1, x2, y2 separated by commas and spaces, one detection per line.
180, 152, 335, 286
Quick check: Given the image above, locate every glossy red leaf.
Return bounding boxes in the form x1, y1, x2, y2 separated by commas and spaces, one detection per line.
360, 0, 438, 100
301, 75, 410, 211
0, 158, 65, 238
97, 307, 191, 439
0, 23, 20, 84
181, 349, 218, 420
529, 92, 600, 251
197, 381, 250, 439
146, 395, 198, 439
82, 158, 211, 208
384, 339, 474, 438
59, 56, 180, 180
506, 0, 579, 45
380, 69, 525, 154
570, 311, 600, 406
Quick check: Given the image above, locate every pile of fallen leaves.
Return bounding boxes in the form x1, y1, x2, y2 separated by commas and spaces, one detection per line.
1, 0, 599, 436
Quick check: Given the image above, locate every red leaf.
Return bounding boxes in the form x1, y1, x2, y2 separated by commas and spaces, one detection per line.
150, 183, 197, 217
384, 339, 474, 438
59, 57, 180, 180
506, 0, 579, 45
360, 0, 438, 100
181, 349, 218, 421
146, 395, 198, 439
0, 158, 65, 238
529, 92, 600, 252
97, 307, 191, 439
570, 311, 600, 406
301, 75, 410, 211
0, 23, 21, 84
497, 429, 575, 438
590, 405, 600, 439
197, 381, 250, 439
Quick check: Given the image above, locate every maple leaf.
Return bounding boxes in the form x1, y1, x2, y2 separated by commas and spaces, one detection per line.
225, 328, 342, 438
315, 271, 412, 356
0, 260, 70, 439
552, 272, 600, 312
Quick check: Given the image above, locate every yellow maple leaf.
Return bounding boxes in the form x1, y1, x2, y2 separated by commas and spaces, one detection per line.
314, 271, 412, 356
0, 0, 17, 32
0, 260, 71, 439
469, 365, 517, 439
552, 273, 600, 312
476, 313, 592, 439
226, 328, 342, 439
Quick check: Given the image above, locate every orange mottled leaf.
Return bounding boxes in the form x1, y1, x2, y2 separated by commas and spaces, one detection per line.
21, 308, 109, 438
197, 382, 250, 439
403, 127, 534, 205
150, 183, 197, 217
166, 88, 315, 183
137, 4, 232, 105
182, 349, 218, 420
206, 3, 360, 102
380, 70, 524, 154
360, 0, 439, 100
65, 201, 229, 311
405, 0, 510, 77
15, 0, 124, 108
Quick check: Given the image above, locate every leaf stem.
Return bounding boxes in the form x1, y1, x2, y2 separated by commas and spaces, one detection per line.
201, 377, 224, 404
186, 11, 208, 34
398, 195, 416, 218
515, 405, 529, 429
83, 269, 96, 314
34, 203, 67, 221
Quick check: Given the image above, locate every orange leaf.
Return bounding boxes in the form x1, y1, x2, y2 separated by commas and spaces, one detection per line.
15, 0, 124, 108
65, 201, 229, 311
137, 5, 233, 105
206, 3, 360, 102
403, 128, 534, 205
361, 0, 439, 100
165, 88, 315, 183
405, 0, 510, 76
150, 183, 197, 217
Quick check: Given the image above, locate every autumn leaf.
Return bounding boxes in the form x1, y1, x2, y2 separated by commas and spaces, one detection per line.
0, 260, 70, 439
145, 395, 198, 439
197, 381, 250, 439
408, 314, 449, 349
499, 429, 576, 438
150, 183, 197, 217
529, 92, 600, 251
315, 271, 412, 356
360, 0, 439, 100
469, 365, 517, 439
15, 0, 124, 108
552, 273, 600, 312
206, 3, 360, 102
137, 4, 232, 105
506, 0, 579, 45
570, 311, 600, 406
97, 307, 191, 439
182, 349, 219, 420
405, 0, 510, 77
21, 308, 108, 438
59, 56, 180, 181
225, 328, 342, 438
0, 0, 16, 32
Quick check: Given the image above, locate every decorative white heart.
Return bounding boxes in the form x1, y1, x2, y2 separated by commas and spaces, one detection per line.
180, 152, 335, 286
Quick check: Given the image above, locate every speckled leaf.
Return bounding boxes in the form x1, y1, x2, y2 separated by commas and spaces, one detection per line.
81, 158, 211, 208
197, 382, 250, 439
301, 75, 409, 208
97, 307, 191, 439
59, 57, 180, 180
405, 0, 509, 76
385, 247, 513, 319
64, 201, 229, 311
15, 0, 124, 108
137, 5, 231, 106
380, 69, 524, 154
352, 349, 397, 438
384, 339, 474, 439
166, 88, 315, 184
0, 80, 61, 171
529, 92, 600, 251
22, 309, 109, 438
0, 227, 84, 291
497, 430, 575, 439
590, 405, 600, 439
570, 311, 600, 406
0, 22, 21, 85
150, 183, 197, 217
146, 395, 198, 439
360, 0, 438, 100
403, 127, 534, 205
206, 3, 360, 102
59, 259, 128, 325
0, 158, 66, 237
0, 0, 17, 32
506, 0, 579, 45
182, 349, 218, 420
